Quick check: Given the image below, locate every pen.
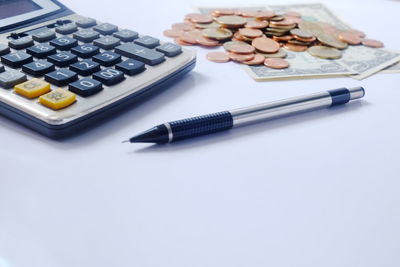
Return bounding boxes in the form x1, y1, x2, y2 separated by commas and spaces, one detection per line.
122, 86, 365, 144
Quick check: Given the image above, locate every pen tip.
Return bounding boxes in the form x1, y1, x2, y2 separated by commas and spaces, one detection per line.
121, 140, 130, 143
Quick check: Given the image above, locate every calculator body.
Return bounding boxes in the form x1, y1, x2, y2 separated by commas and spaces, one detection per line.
0, 0, 196, 139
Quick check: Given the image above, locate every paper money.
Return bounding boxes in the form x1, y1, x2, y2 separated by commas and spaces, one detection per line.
381, 62, 400, 74
197, 4, 400, 81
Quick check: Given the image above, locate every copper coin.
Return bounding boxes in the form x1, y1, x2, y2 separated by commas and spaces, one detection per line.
349, 29, 366, 38
239, 28, 263, 38
252, 37, 280, 53
196, 36, 220, 47
253, 11, 275, 19
212, 8, 235, 16
174, 37, 194, 46
179, 32, 198, 44
163, 29, 184, 38
264, 58, 289, 69
285, 11, 301, 18
207, 52, 231, 63
338, 31, 362, 45
272, 35, 293, 42
285, 16, 302, 24
241, 11, 259, 18
269, 18, 295, 27
172, 23, 194, 32
186, 13, 214, 24
245, 20, 269, 29
242, 54, 265, 65
223, 41, 255, 54
284, 43, 308, 52
229, 53, 255, 62
362, 39, 384, 48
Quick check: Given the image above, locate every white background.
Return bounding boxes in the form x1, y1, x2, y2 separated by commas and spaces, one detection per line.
1, 0, 400, 266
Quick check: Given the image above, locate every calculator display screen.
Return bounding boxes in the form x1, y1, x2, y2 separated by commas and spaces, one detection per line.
0, 0, 61, 31
0, 0, 42, 20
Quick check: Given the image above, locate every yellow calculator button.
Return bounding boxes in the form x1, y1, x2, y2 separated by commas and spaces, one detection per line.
14, 79, 51, 99
39, 88, 76, 110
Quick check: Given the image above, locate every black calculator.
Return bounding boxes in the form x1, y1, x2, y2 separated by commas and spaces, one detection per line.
0, 0, 196, 138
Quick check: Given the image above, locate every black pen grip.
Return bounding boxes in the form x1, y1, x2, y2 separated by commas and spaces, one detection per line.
169, 111, 234, 142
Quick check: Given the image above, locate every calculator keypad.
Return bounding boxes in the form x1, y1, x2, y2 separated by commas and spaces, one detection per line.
0, 14, 187, 116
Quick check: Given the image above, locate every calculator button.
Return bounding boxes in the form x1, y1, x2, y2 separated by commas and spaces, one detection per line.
0, 64, 4, 72
93, 68, 125, 86
92, 51, 121, 66
0, 44, 11, 56
116, 59, 145, 75
48, 52, 78, 67
93, 23, 118, 35
0, 70, 27, 89
69, 78, 103, 96
1, 51, 33, 68
71, 44, 99, 58
14, 78, 51, 98
113, 29, 138, 42
50, 37, 78, 50
134, 36, 160, 48
93, 36, 121, 50
115, 43, 165, 66
45, 69, 78, 86
69, 59, 100, 76
73, 29, 100, 43
26, 43, 56, 58
31, 28, 56, 42
22, 60, 55, 77
75, 17, 97, 28
156, 43, 182, 57
55, 23, 78, 34
8, 36, 34, 50
39, 88, 76, 110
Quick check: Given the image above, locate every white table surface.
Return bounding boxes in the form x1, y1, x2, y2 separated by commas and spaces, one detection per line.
1, 0, 400, 266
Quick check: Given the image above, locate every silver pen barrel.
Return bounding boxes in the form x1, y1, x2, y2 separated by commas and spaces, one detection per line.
231, 87, 364, 127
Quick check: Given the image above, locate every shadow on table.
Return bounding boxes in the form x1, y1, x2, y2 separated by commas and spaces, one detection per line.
132, 100, 369, 153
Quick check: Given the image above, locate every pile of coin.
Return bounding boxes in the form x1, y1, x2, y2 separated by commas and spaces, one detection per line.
163, 9, 384, 69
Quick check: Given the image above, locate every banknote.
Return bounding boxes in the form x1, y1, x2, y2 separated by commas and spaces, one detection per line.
197, 4, 400, 81
380, 62, 400, 74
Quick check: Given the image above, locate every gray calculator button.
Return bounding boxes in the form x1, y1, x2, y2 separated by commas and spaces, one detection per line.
113, 29, 138, 42
31, 28, 56, 42
134, 35, 160, 48
156, 43, 182, 57
76, 17, 97, 28
0, 64, 4, 72
93, 23, 118, 35
93, 36, 120, 50
115, 43, 165, 66
56, 23, 78, 34
0, 70, 27, 89
73, 29, 100, 43
0, 44, 10, 56
8, 36, 34, 50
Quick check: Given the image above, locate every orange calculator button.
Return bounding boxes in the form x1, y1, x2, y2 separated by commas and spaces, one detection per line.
39, 88, 76, 110
14, 78, 51, 99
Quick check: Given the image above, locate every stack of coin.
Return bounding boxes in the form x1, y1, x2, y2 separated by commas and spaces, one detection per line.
163, 8, 385, 69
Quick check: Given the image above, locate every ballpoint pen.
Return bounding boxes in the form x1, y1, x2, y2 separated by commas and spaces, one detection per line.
123, 86, 365, 144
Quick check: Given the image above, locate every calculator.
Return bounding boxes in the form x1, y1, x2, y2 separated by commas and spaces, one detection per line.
0, 0, 196, 138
